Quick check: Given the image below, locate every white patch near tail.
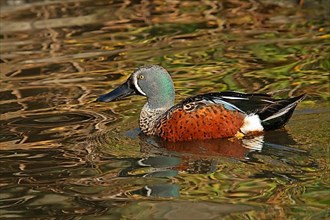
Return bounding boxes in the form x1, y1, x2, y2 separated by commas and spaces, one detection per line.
240, 114, 264, 134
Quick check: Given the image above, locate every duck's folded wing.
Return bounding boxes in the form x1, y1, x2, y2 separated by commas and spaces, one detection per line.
181, 91, 275, 114
214, 92, 306, 130
177, 91, 306, 131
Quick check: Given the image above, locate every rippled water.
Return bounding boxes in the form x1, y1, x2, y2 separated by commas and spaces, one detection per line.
1, 0, 329, 219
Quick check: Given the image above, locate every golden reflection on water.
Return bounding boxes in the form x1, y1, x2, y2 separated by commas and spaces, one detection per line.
0, 0, 329, 219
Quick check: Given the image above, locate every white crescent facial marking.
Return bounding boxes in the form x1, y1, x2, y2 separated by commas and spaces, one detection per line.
133, 74, 146, 96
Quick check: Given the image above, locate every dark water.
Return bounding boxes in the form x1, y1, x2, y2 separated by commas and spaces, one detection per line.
1, 0, 329, 219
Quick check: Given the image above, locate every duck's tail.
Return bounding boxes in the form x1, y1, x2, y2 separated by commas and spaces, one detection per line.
257, 94, 306, 131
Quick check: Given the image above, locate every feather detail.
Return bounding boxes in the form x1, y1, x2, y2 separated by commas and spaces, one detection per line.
257, 94, 306, 130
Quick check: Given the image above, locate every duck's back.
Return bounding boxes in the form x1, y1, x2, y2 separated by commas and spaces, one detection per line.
154, 92, 305, 142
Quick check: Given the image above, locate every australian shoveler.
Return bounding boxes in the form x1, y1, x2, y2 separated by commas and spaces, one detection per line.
97, 65, 305, 142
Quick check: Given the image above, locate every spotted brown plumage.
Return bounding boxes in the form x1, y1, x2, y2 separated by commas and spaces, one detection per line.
155, 105, 245, 142
97, 65, 306, 142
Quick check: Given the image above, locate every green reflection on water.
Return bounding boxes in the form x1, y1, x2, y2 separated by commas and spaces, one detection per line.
0, 0, 329, 219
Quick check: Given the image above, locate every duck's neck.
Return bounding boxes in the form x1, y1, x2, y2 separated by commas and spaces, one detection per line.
139, 102, 171, 135
139, 87, 175, 135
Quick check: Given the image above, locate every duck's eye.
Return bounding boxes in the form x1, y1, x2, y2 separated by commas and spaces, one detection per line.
138, 75, 145, 80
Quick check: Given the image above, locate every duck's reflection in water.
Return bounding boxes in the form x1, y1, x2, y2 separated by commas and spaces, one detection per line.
119, 130, 307, 198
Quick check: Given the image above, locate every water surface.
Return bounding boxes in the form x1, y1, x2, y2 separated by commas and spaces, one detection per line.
0, 0, 329, 219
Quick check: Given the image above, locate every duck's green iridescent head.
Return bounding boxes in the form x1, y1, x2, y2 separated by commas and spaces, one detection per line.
97, 65, 175, 109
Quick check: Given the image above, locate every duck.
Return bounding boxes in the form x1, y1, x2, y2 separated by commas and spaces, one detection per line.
97, 65, 305, 142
